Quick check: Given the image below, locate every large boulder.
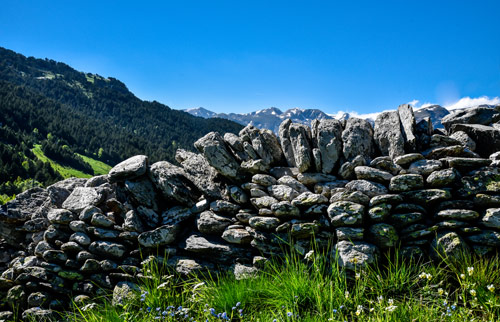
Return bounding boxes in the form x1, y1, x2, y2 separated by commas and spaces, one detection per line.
279, 119, 296, 167
442, 105, 500, 130
108, 155, 148, 182
430, 231, 469, 261
138, 225, 179, 247
62, 187, 104, 213
342, 118, 375, 162
149, 161, 200, 206
289, 123, 313, 172
449, 124, 500, 157
398, 104, 417, 152
240, 125, 283, 166
334, 241, 379, 270
314, 119, 343, 173
374, 111, 406, 158
194, 132, 241, 180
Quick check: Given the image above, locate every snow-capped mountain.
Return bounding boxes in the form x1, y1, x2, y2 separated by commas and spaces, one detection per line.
184, 107, 333, 133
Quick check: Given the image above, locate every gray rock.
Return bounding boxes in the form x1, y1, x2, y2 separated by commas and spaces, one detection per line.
268, 185, 299, 202
336, 227, 364, 241
436, 209, 480, 221
149, 161, 200, 206
229, 186, 248, 204
466, 230, 500, 247
398, 104, 417, 151
450, 124, 500, 157
393, 153, 424, 167
61, 241, 83, 253
334, 240, 379, 270
370, 156, 402, 175
136, 206, 159, 229
369, 194, 403, 207
108, 155, 148, 182
210, 200, 240, 215
289, 123, 313, 172
222, 228, 252, 245
279, 119, 296, 167
161, 206, 193, 226
234, 263, 258, 280
175, 149, 226, 199
441, 157, 492, 170
251, 196, 278, 209
368, 223, 399, 248
271, 201, 300, 218
197, 211, 232, 234
474, 194, 500, 208
42, 250, 67, 264
291, 222, 319, 239
89, 227, 120, 240
458, 168, 500, 196
442, 105, 500, 130
314, 119, 343, 173
223, 132, 250, 162
79, 206, 102, 222
269, 167, 299, 178
481, 208, 500, 229
430, 231, 469, 261
27, 291, 49, 308
312, 148, 322, 172
345, 180, 388, 198
390, 212, 423, 229
426, 168, 459, 187
241, 159, 270, 174
408, 159, 442, 176
69, 220, 87, 233
249, 217, 280, 231
194, 132, 241, 179
354, 166, 393, 183
62, 187, 103, 213
277, 175, 309, 193
297, 173, 337, 186
124, 178, 158, 211
47, 209, 76, 224
138, 225, 179, 247
90, 213, 114, 228
423, 145, 468, 159
368, 203, 392, 222
123, 210, 144, 232
402, 189, 451, 205
291, 192, 328, 207
183, 234, 232, 255
342, 118, 375, 161
374, 111, 405, 158
252, 174, 277, 186
240, 125, 283, 165
429, 134, 462, 148
330, 190, 370, 206
89, 241, 127, 258
22, 308, 53, 320
250, 189, 268, 198
450, 131, 476, 151
389, 174, 424, 192
80, 258, 100, 272
112, 281, 140, 306
327, 201, 365, 227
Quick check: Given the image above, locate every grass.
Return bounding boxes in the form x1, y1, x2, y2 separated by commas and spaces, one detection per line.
31, 145, 111, 179
60, 246, 500, 322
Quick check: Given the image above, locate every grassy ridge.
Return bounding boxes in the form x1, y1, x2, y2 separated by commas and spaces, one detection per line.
31, 144, 111, 179
63, 248, 500, 322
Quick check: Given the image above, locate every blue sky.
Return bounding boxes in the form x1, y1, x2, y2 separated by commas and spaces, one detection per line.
1, 0, 499, 114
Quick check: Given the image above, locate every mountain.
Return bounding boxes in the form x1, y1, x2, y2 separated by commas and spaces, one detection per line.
0, 47, 243, 201
184, 106, 333, 133
413, 105, 450, 129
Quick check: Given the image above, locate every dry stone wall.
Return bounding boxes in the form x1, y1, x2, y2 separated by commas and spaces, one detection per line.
1, 104, 500, 319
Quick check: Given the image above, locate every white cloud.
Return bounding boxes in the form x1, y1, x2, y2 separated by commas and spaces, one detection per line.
444, 96, 500, 110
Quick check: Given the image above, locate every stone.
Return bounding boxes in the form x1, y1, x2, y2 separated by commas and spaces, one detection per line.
161, 206, 193, 226
330, 190, 370, 205
62, 187, 103, 212
436, 209, 480, 221
79, 206, 102, 222
234, 263, 259, 280
277, 175, 309, 193
450, 131, 476, 151
466, 230, 500, 247
149, 161, 200, 206
369, 194, 403, 207
241, 159, 270, 174
89, 241, 126, 258
450, 124, 500, 157
398, 104, 417, 151
394, 203, 427, 214
288, 123, 313, 172
123, 210, 144, 232
393, 153, 424, 167
408, 159, 442, 176
271, 201, 300, 218
223, 132, 250, 162
430, 231, 470, 260
336, 227, 364, 241
327, 201, 365, 227
368, 223, 399, 248
368, 203, 392, 222
269, 167, 299, 178
429, 134, 463, 148
441, 157, 492, 170
312, 148, 322, 172
42, 250, 67, 264
222, 228, 252, 245
345, 180, 388, 197
342, 117, 375, 161
334, 241, 379, 270
426, 168, 459, 187
290, 222, 319, 239
80, 259, 101, 272
390, 212, 423, 229
194, 132, 241, 179
210, 200, 240, 215
250, 189, 267, 198
196, 211, 232, 234
482, 208, 500, 229
374, 111, 405, 158
90, 213, 114, 228
291, 192, 328, 207
297, 173, 337, 186
474, 194, 500, 208
61, 241, 83, 253
138, 225, 179, 247
69, 220, 87, 233
389, 174, 424, 192
459, 168, 500, 196
47, 209, 76, 224
108, 155, 148, 182
229, 186, 248, 204
136, 206, 159, 229
402, 189, 451, 205
240, 125, 284, 166
22, 308, 53, 320
423, 145, 468, 159
279, 119, 296, 167
124, 178, 158, 210
370, 156, 402, 175
251, 196, 278, 209
442, 105, 500, 130
354, 166, 393, 183
314, 119, 343, 173
252, 174, 277, 187
89, 227, 120, 240
268, 185, 299, 202
249, 217, 280, 231
112, 281, 140, 306
183, 234, 232, 256
27, 292, 49, 308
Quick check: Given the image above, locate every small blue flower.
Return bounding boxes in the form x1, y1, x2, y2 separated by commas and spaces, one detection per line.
451, 305, 456, 310
236, 302, 241, 307
287, 312, 293, 317
333, 309, 337, 313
